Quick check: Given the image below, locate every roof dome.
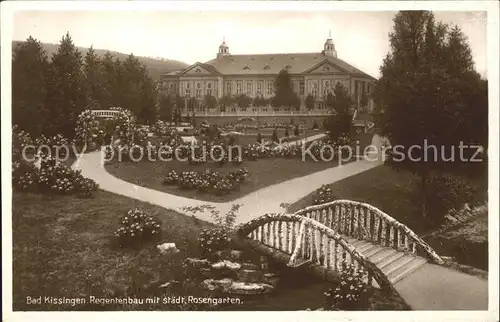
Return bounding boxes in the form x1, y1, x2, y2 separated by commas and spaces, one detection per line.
325, 38, 334, 45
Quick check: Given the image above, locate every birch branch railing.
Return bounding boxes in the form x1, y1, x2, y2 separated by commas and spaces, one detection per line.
234, 213, 397, 293
293, 200, 443, 264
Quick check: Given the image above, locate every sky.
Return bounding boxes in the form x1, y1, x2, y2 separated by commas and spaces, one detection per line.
12, 10, 487, 78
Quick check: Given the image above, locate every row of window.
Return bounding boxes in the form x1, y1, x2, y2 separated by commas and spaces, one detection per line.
168, 78, 362, 98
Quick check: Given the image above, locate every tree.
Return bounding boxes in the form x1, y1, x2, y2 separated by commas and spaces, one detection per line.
159, 95, 173, 121
374, 11, 487, 219
12, 36, 50, 137
256, 132, 263, 144
294, 125, 300, 137
219, 95, 233, 112
326, 83, 353, 141
45, 32, 86, 138
205, 95, 218, 111
236, 94, 251, 110
83, 46, 104, 109
305, 94, 315, 111
271, 128, 279, 143
284, 127, 289, 137
273, 69, 299, 109
359, 93, 369, 112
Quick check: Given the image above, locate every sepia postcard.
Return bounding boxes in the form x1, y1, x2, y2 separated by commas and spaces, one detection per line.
1, 1, 499, 322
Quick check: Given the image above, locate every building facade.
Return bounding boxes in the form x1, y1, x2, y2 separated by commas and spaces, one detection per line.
160, 35, 376, 115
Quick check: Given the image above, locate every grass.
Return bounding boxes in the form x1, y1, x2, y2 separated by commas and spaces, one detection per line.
12, 190, 212, 311
425, 211, 488, 271
105, 157, 340, 203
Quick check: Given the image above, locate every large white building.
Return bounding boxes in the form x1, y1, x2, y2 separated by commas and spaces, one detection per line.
160, 35, 376, 115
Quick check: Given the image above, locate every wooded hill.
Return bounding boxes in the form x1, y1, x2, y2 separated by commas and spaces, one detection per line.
12, 41, 189, 80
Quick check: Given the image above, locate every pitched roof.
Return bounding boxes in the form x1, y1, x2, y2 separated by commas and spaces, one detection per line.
203, 53, 375, 79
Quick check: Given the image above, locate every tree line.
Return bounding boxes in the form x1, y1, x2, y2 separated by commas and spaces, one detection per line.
12, 32, 158, 139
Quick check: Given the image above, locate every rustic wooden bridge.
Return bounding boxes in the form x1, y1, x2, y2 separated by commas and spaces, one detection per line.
234, 200, 444, 295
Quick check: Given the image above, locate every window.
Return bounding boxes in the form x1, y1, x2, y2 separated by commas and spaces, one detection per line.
266, 81, 273, 96
236, 81, 243, 95
206, 82, 212, 96
256, 81, 263, 95
185, 82, 191, 97
247, 82, 253, 96
226, 82, 232, 95
299, 81, 304, 96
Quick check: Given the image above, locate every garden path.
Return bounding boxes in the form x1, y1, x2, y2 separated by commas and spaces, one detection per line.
72, 133, 384, 223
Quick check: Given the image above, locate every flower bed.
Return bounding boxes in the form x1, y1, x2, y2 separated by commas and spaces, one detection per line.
163, 168, 249, 196
12, 154, 99, 197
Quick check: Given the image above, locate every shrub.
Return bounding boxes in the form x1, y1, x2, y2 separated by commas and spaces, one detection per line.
324, 263, 369, 310
285, 127, 289, 137
114, 209, 162, 248
312, 121, 319, 130
197, 228, 232, 259
426, 173, 478, 225
163, 170, 179, 185
227, 167, 249, 183
183, 204, 240, 259
12, 154, 99, 197
313, 185, 337, 205
213, 178, 235, 195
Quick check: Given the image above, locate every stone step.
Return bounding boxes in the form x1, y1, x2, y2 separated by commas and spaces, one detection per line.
388, 257, 428, 285
381, 254, 416, 276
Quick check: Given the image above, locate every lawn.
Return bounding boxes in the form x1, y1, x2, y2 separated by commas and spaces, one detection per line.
105, 156, 341, 202
12, 190, 212, 311
12, 191, 409, 311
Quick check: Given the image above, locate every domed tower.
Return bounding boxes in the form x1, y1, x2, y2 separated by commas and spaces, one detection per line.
217, 37, 230, 59
323, 30, 337, 57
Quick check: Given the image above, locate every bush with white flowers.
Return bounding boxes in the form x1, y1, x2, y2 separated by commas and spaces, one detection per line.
114, 208, 162, 248
313, 185, 337, 205
324, 262, 369, 310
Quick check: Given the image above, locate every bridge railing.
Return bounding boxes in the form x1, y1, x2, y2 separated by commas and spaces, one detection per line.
293, 200, 443, 264
235, 213, 397, 293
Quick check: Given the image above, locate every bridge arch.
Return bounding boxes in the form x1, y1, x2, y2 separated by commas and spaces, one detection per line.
293, 200, 443, 264
235, 213, 397, 293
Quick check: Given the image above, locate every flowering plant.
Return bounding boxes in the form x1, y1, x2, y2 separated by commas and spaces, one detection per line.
163, 170, 179, 185
313, 185, 337, 205
13, 153, 99, 197
182, 204, 240, 259
75, 110, 104, 149
114, 208, 162, 247
227, 167, 249, 183
324, 262, 369, 310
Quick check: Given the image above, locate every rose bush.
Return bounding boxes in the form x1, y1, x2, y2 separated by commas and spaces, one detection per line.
114, 208, 162, 248
324, 263, 369, 310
